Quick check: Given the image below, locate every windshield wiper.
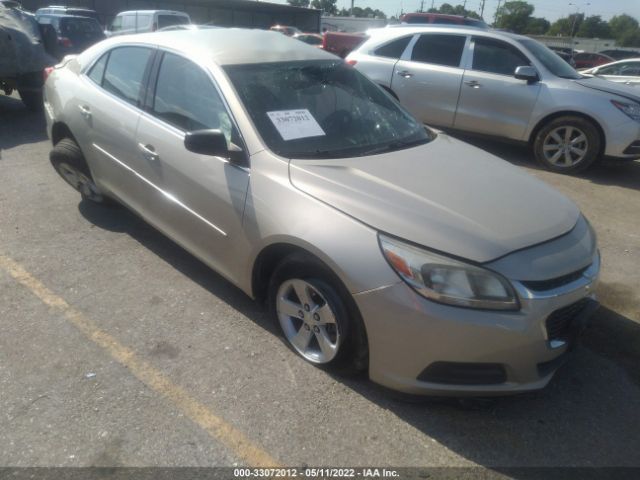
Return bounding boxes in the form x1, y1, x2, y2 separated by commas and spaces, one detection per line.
360, 138, 428, 157
283, 149, 350, 159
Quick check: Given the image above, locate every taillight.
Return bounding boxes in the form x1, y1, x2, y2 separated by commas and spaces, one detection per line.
58, 37, 73, 47
43, 66, 55, 82
346, 59, 357, 66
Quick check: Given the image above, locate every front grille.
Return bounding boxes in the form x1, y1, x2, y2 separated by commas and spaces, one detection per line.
522, 266, 589, 292
545, 298, 591, 341
417, 362, 507, 385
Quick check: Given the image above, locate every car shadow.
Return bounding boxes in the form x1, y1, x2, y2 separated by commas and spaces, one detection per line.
0, 95, 48, 152
450, 132, 640, 192
78, 200, 640, 470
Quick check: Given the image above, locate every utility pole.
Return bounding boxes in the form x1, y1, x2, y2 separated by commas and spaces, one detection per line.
480, 0, 485, 18
431, 0, 435, 10
350, 0, 355, 16
494, 0, 502, 25
420, 0, 425, 12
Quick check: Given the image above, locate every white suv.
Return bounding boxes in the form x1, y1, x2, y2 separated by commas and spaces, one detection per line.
106, 10, 190, 36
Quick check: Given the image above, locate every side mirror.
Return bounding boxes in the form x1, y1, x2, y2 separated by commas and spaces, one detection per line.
514, 65, 539, 83
184, 129, 229, 157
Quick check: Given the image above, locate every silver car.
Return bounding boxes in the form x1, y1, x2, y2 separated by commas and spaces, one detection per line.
581, 58, 640, 87
347, 26, 640, 173
44, 30, 599, 396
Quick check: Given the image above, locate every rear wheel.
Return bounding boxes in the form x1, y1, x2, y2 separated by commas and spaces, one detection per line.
50, 138, 106, 204
534, 116, 601, 173
268, 253, 368, 374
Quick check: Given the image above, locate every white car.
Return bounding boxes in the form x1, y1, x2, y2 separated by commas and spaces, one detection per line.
581, 58, 640, 87
105, 10, 190, 36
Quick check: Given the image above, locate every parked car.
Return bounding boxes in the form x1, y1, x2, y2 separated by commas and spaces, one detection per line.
270, 25, 301, 36
35, 5, 100, 24
572, 52, 614, 69
0, 0, 53, 110
400, 12, 488, 29
599, 49, 640, 61
43, 29, 600, 396
106, 10, 190, 36
581, 58, 640, 87
37, 14, 105, 60
347, 26, 640, 172
293, 32, 323, 47
323, 31, 368, 58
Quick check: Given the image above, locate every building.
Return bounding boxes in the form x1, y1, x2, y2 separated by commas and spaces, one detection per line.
530, 35, 618, 53
19, 0, 321, 32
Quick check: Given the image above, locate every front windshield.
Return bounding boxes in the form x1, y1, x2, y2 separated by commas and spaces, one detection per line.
518, 38, 581, 79
224, 60, 432, 159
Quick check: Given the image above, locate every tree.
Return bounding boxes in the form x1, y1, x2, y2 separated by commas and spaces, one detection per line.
525, 17, 550, 35
310, 0, 337, 15
576, 15, 611, 38
495, 1, 535, 33
548, 14, 583, 37
287, 0, 310, 7
426, 3, 481, 20
609, 15, 640, 46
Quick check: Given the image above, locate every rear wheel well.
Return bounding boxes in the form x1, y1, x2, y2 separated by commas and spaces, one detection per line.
51, 122, 76, 146
529, 111, 606, 156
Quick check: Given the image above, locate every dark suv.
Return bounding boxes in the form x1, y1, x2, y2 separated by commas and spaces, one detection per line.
37, 14, 105, 60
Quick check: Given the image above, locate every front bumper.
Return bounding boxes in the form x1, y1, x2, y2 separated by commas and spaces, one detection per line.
354, 258, 600, 396
605, 118, 640, 159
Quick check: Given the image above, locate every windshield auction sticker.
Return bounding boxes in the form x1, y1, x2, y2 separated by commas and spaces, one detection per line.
267, 109, 326, 141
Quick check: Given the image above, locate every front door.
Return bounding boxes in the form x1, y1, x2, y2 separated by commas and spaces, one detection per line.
134, 52, 250, 282
454, 36, 540, 141
391, 33, 468, 127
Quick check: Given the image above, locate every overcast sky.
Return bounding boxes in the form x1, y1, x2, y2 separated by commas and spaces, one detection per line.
272, 0, 640, 22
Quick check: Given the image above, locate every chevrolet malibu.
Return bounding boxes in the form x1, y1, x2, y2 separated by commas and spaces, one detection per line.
43, 30, 600, 395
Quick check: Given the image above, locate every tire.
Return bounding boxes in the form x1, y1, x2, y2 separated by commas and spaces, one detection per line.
533, 116, 601, 174
18, 88, 43, 112
267, 253, 368, 374
50, 138, 107, 204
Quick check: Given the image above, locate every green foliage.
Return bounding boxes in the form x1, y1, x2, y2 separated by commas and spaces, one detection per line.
495, 1, 535, 33
425, 3, 481, 20
577, 15, 611, 38
525, 17, 550, 35
310, 0, 337, 15
287, 0, 310, 7
609, 15, 640, 46
337, 6, 386, 19
548, 13, 583, 37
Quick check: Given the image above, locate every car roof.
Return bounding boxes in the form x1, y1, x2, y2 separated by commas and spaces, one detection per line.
117, 10, 189, 16
366, 25, 526, 42
38, 13, 98, 20
106, 29, 334, 65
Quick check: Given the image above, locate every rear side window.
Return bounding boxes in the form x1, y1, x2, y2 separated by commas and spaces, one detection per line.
122, 15, 136, 29
152, 53, 235, 142
110, 16, 122, 31
102, 47, 152, 106
374, 36, 411, 59
472, 37, 530, 76
158, 15, 189, 29
411, 34, 466, 67
87, 53, 108, 85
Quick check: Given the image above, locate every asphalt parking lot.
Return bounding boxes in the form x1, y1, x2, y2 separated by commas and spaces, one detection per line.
1, 92, 639, 471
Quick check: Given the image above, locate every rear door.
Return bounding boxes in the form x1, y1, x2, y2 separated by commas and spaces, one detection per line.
134, 51, 250, 280
77, 46, 157, 211
391, 33, 468, 127
454, 36, 540, 140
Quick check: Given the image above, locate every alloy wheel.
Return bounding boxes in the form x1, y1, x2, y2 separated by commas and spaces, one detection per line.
56, 162, 103, 202
276, 279, 341, 364
542, 126, 589, 167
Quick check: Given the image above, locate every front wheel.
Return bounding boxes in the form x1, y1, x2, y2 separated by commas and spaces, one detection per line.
533, 116, 601, 174
268, 253, 368, 373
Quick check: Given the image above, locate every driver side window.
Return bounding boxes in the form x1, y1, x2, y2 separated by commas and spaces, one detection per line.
152, 52, 236, 144
472, 37, 531, 76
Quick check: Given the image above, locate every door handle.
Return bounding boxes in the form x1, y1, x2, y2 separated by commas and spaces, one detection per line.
78, 105, 92, 119
396, 70, 413, 78
465, 80, 481, 88
138, 143, 159, 161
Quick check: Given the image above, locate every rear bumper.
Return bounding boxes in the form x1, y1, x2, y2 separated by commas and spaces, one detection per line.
354, 258, 600, 396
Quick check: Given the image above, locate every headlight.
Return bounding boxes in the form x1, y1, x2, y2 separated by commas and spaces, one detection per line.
611, 100, 640, 122
379, 234, 519, 311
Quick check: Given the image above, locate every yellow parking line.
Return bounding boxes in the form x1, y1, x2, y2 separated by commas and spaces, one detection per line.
0, 253, 280, 467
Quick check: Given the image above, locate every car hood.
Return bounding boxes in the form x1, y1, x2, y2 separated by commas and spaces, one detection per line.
289, 134, 580, 263
573, 76, 640, 101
